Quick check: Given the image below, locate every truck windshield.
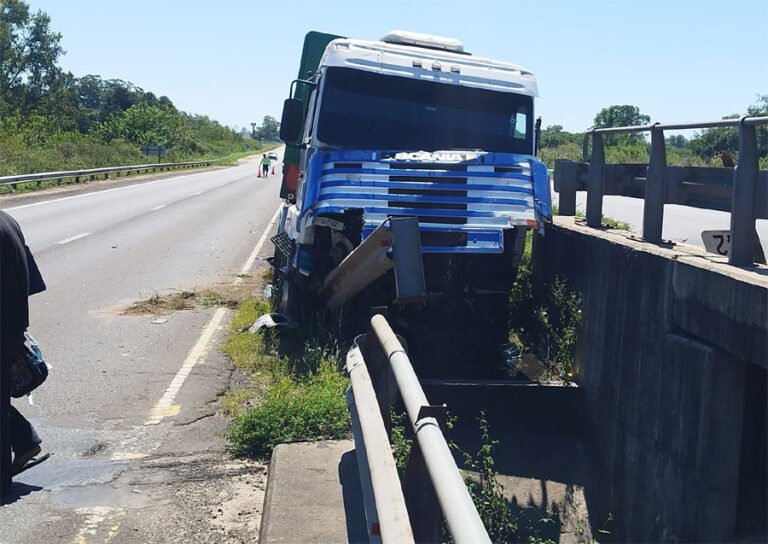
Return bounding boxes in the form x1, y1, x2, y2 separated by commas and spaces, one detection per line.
316, 67, 534, 153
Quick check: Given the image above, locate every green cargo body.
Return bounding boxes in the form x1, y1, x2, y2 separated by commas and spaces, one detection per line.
280, 31, 343, 199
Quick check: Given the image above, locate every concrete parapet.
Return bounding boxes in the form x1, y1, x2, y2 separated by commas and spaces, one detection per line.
532, 217, 767, 542
259, 440, 367, 543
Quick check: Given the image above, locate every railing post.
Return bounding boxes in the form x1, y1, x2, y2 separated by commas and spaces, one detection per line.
554, 159, 577, 216
643, 124, 667, 242
586, 131, 605, 227
730, 117, 759, 265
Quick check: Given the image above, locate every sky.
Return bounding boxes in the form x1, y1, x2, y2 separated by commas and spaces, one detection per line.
28, 0, 768, 134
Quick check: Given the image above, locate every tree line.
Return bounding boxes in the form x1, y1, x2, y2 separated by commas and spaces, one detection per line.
539, 99, 768, 169
0, 0, 270, 176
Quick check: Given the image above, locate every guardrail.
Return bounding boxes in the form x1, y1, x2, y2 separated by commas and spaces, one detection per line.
554, 115, 768, 266
0, 160, 215, 191
346, 314, 491, 544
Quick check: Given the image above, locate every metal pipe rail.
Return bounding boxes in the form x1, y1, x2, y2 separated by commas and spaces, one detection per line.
0, 160, 214, 190
346, 314, 492, 544
554, 115, 768, 266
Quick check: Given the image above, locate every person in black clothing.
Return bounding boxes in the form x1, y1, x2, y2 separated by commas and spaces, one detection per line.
0, 210, 46, 474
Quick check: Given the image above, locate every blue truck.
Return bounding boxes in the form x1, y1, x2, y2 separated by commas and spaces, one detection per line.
273, 30, 551, 372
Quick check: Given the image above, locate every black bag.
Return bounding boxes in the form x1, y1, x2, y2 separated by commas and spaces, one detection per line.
9, 332, 48, 398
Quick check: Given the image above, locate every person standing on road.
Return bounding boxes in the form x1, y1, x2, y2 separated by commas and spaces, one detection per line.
0, 210, 47, 478
260, 154, 271, 178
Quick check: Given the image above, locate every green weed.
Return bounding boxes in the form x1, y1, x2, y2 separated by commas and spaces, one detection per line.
227, 357, 350, 458
508, 234, 583, 380
451, 415, 518, 543
223, 295, 351, 458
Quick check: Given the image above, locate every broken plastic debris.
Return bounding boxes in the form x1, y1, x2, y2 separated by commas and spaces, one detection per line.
246, 313, 297, 333
151, 318, 168, 325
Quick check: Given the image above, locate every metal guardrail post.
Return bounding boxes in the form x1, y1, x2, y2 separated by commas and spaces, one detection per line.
643, 124, 667, 242
554, 159, 578, 216
585, 132, 605, 227
730, 117, 759, 265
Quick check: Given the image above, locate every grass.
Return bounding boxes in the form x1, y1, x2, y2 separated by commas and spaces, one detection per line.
227, 356, 350, 457
124, 287, 242, 315
0, 143, 277, 196
552, 204, 631, 232
222, 294, 351, 459
222, 297, 276, 376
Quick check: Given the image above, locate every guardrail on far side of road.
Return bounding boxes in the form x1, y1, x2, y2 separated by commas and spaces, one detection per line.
0, 160, 215, 191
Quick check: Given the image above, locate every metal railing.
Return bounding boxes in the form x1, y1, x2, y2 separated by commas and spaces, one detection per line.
554, 116, 768, 266
346, 314, 491, 544
0, 160, 215, 191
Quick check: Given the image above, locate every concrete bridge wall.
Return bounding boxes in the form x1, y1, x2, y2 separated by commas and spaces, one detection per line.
532, 217, 767, 542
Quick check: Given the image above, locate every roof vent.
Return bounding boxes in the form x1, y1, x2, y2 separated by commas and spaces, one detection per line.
381, 30, 466, 54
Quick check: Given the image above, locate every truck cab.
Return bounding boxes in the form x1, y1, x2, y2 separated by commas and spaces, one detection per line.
274, 31, 551, 362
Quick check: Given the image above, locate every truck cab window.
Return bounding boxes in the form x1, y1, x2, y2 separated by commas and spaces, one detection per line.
316, 67, 534, 154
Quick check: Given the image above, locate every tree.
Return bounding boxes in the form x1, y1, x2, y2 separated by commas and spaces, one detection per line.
689, 95, 768, 161
593, 105, 650, 146
540, 124, 582, 148
255, 115, 280, 141
95, 103, 187, 148
593, 105, 650, 130
0, 0, 64, 115
666, 134, 687, 149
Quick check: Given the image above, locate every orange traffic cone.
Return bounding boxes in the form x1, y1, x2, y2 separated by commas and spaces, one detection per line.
257, 168, 262, 178
271, 165, 275, 175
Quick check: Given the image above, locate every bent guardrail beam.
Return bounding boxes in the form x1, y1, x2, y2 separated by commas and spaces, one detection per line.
554, 115, 768, 266
0, 160, 215, 190
346, 314, 492, 544
321, 221, 395, 310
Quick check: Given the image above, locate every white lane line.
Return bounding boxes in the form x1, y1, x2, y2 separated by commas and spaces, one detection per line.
150, 204, 167, 211
57, 232, 91, 245
235, 205, 282, 283
145, 203, 282, 425
145, 307, 228, 425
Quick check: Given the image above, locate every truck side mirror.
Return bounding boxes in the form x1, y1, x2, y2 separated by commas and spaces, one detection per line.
280, 98, 303, 143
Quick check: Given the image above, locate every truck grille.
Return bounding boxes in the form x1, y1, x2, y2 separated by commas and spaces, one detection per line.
313, 152, 537, 252
388, 166, 468, 225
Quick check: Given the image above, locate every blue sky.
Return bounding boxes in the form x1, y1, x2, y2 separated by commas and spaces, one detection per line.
29, 0, 768, 133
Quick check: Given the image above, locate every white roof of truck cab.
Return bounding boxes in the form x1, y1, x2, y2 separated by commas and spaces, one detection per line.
319, 33, 538, 97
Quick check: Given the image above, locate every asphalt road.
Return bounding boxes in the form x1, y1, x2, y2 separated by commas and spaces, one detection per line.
1, 152, 283, 542
552, 189, 768, 253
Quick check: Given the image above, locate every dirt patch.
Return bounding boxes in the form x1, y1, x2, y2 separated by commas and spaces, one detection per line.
123, 278, 268, 316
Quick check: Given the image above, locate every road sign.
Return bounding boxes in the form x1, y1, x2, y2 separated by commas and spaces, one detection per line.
702, 229, 767, 264
702, 230, 731, 256
141, 145, 166, 157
